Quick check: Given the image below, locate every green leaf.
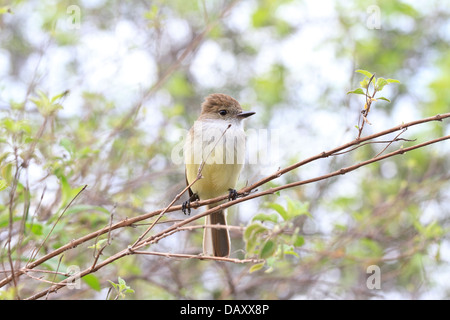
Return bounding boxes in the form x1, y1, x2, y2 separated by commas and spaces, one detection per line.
252, 7, 271, 28
88, 238, 108, 250
293, 235, 305, 247
1, 163, 14, 185
1, 118, 31, 135
144, 5, 159, 20
83, 274, 101, 291
108, 277, 134, 299
60, 138, 75, 156
347, 88, 365, 95
60, 175, 72, 206
280, 244, 299, 257
107, 280, 118, 290
386, 79, 400, 84
249, 262, 265, 273
266, 202, 288, 221
355, 69, 373, 78
375, 77, 388, 91
0, 6, 12, 15
359, 78, 369, 89
252, 213, 279, 223
244, 223, 268, 253
58, 175, 85, 210
285, 196, 311, 219
0, 179, 7, 192
31, 90, 64, 116
260, 239, 277, 259
50, 90, 69, 103
26, 222, 43, 235
377, 97, 391, 102
244, 223, 267, 241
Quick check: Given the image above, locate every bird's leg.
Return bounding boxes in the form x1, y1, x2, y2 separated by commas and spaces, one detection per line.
228, 188, 238, 201
182, 193, 199, 215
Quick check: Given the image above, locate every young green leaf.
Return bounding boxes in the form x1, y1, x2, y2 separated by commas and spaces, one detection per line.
252, 213, 279, 223
0, 179, 7, 192
83, 274, 101, 291
244, 223, 268, 241
359, 78, 369, 89
375, 77, 388, 91
266, 202, 288, 221
260, 239, 277, 259
347, 88, 365, 95
293, 235, 305, 247
249, 262, 265, 273
355, 69, 373, 78
1, 163, 13, 185
88, 238, 108, 250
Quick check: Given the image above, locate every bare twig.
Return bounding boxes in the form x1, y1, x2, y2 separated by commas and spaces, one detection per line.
132, 250, 263, 264
358, 73, 376, 139
373, 128, 408, 158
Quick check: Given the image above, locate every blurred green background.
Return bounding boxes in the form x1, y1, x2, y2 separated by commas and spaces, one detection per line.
0, 0, 449, 299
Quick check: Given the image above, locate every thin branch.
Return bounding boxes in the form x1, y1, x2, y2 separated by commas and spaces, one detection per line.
132, 250, 263, 264
373, 128, 408, 158
331, 136, 414, 156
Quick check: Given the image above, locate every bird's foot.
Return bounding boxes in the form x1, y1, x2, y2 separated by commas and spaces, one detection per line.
228, 188, 239, 201
182, 193, 199, 215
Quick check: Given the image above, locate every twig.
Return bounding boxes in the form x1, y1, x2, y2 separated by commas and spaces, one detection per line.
331, 136, 414, 156
358, 73, 376, 139
45, 255, 64, 300
131, 250, 263, 264
373, 128, 407, 158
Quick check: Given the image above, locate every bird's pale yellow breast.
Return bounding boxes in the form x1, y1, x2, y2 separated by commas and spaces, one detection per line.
185, 119, 246, 199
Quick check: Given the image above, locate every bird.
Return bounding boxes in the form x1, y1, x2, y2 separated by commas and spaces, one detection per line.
183, 93, 255, 257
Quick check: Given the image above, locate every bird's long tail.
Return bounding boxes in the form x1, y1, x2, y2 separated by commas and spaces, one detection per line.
203, 206, 230, 257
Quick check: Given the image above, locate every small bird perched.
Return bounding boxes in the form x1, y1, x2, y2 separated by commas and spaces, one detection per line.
183, 93, 255, 257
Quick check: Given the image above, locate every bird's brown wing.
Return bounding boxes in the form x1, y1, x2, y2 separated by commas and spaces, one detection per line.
185, 167, 193, 198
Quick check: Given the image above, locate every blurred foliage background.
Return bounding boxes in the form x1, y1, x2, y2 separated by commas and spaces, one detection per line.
0, 0, 449, 299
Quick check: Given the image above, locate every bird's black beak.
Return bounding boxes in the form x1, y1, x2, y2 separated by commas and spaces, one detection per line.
237, 111, 255, 118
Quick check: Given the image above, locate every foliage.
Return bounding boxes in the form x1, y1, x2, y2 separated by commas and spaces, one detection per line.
107, 277, 135, 300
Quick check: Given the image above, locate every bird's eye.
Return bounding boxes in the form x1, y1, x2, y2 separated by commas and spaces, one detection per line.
219, 110, 227, 116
